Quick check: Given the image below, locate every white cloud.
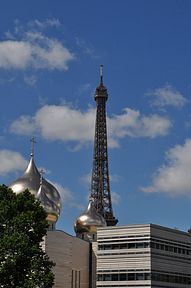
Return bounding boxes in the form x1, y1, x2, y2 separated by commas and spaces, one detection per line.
28, 19, 61, 29
111, 191, 121, 205
0, 25, 74, 70
148, 84, 188, 108
0, 41, 32, 69
10, 105, 172, 148
52, 182, 85, 210
110, 174, 122, 182
108, 108, 172, 147
0, 76, 16, 85
10, 105, 95, 143
0, 150, 27, 175
11, 115, 37, 135
142, 139, 191, 197
78, 83, 91, 95
76, 37, 95, 57
52, 182, 73, 204
80, 173, 91, 187
24, 74, 37, 86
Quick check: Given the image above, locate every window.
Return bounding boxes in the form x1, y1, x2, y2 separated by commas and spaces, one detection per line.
128, 243, 136, 249
136, 243, 144, 249
119, 243, 127, 249
111, 274, 118, 281
144, 242, 150, 248
136, 273, 144, 280
119, 274, 126, 281
145, 273, 151, 280
104, 274, 111, 281
128, 273, 135, 280
104, 245, 112, 250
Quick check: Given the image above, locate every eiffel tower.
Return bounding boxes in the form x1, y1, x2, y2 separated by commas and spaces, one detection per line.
90, 65, 118, 226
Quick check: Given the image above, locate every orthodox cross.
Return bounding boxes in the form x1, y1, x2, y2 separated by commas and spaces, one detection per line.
30, 136, 36, 157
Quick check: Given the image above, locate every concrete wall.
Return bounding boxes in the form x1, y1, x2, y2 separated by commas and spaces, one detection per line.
44, 230, 90, 288
91, 241, 97, 288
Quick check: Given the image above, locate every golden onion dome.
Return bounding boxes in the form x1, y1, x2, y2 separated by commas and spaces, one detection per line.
74, 201, 106, 234
37, 178, 60, 224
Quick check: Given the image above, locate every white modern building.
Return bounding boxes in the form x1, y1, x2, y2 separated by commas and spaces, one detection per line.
96, 224, 191, 288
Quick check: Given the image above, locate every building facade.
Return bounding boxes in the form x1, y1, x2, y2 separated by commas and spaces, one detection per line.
96, 224, 191, 288
44, 230, 90, 288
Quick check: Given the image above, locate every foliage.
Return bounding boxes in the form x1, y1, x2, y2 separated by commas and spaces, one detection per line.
0, 185, 55, 288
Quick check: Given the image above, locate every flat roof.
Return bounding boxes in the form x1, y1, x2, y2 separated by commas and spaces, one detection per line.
98, 223, 191, 237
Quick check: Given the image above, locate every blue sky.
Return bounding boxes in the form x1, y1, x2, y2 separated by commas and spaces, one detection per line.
0, 0, 191, 234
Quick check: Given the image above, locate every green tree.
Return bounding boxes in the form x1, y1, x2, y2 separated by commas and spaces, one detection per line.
0, 185, 55, 288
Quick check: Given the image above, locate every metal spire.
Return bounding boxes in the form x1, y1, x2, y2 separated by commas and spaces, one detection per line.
30, 136, 36, 158
90, 66, 118, 226
100, 64, 103, 85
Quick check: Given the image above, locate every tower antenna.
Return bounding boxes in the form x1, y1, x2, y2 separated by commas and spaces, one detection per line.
100, 64, 103, 84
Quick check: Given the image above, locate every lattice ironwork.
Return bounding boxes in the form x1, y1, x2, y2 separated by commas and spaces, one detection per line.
90, 66, 118, 226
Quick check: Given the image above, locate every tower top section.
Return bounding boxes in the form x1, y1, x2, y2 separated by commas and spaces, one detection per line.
94, 65, 108, 101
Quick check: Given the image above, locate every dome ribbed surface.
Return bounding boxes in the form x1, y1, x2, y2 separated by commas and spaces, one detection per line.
37, 180, 60, 223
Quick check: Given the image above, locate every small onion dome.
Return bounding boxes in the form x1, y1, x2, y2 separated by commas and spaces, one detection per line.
74, 201, 106, 234
9, 156, 40, 196
37, 179, 60, 224
41, 178, 61, 212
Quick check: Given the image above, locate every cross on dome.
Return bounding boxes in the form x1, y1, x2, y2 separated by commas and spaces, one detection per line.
30, 136, 36, 157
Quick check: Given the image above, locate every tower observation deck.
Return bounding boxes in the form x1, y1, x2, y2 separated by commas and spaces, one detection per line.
90, 66, 118, 226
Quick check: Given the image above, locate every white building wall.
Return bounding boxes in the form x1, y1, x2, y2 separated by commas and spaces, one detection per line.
96, 224, 191, 288
96, 225, 152, 288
